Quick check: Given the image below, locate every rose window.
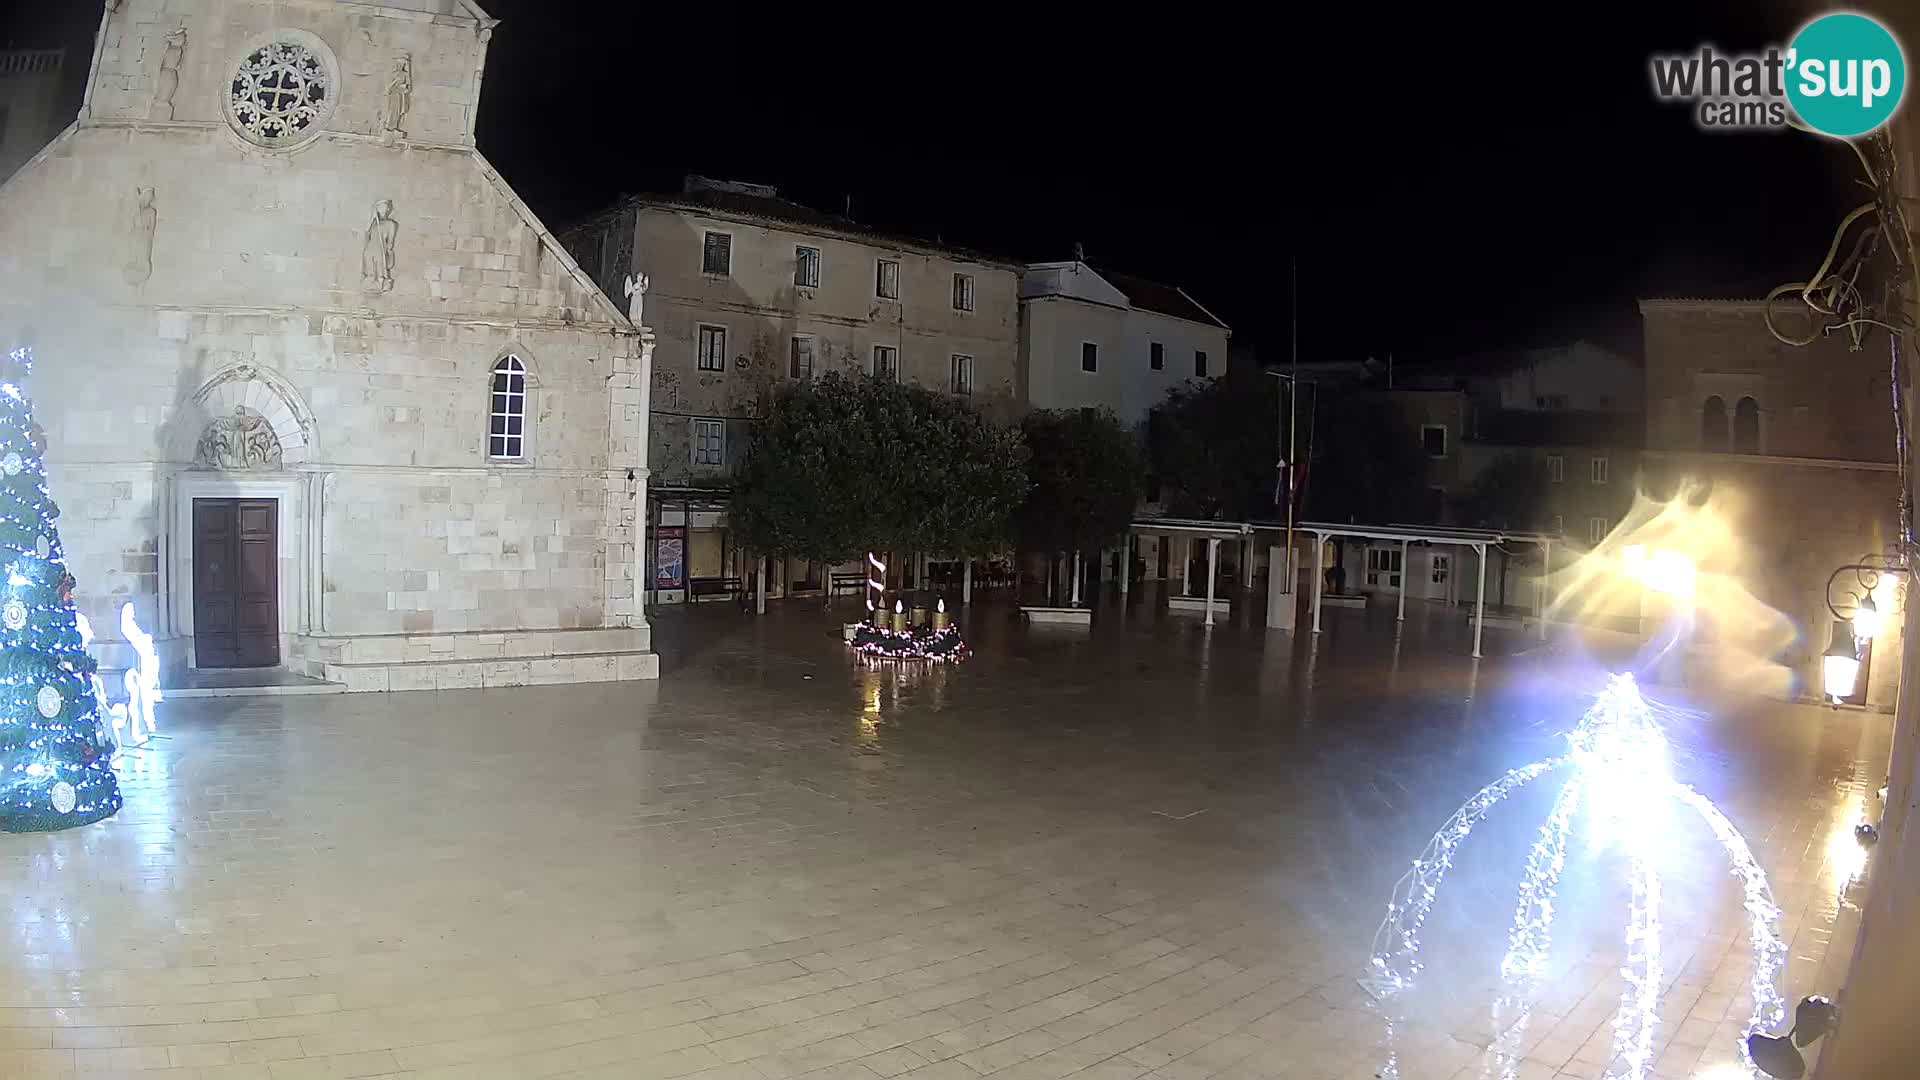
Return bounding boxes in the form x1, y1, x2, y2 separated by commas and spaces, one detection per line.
227, 41, 330, 147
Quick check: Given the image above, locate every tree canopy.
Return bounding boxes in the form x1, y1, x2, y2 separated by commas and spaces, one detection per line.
1145, 366, 1278, 520
728, 372, 1027, 563
1451, 452, 1549, 531
1300, 390, 1433, 525
1013, 408, 1146, 554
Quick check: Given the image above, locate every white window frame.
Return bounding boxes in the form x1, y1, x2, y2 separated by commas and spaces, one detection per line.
790, 335, 815, 380
1422, 424, 1448, 459
952, 272, 975, 312
1552, 514, 1565, 536
875, 258, 901, 301
1431, 553, 1451, 584
701, 230, 733, 276
795, 245, 821, 288
1365, 547, 1403, 589
692, 418, 725, 467
1547, 454, 1565, 483
487, 353, 529, 461
1589, 517, 1608, 545
951, 354, 973, 395
1081, 341, 1098, 373
1590, 456, 1609, 484
873, 345, 898, 381
697, 324, 728, 372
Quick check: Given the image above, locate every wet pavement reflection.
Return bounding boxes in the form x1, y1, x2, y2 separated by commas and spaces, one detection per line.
0, 592, 1887, 1079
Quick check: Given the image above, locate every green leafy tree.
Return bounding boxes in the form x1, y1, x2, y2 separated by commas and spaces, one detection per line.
1450, 452, 1549, 606
1301, 390, 1432, 526
1015, 409, 1146, 599
729, 372, 1026, 576
0, 347, 121, 832
1146, 366, 1279, 520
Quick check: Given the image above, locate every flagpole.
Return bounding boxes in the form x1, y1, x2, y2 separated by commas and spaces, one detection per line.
1285, 258, 1298, 593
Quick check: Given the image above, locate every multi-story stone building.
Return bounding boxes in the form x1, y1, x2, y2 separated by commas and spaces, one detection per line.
1640, 297, 1903, 708
1017, 260, 1229, 428
561, 177, 1020, 603
0, 0, 656, 689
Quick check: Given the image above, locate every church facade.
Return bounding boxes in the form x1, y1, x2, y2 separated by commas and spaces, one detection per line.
0, 0, 657, 689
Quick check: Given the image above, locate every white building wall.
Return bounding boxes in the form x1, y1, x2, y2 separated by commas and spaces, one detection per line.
0, 0, 655, 687
1020, 296, 1229, 427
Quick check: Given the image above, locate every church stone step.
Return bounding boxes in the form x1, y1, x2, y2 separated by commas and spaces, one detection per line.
291, 625, 651, 666
319, 650, 659, 693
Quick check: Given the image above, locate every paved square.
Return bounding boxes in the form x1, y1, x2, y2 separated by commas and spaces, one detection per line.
0, 604, 1887, 1079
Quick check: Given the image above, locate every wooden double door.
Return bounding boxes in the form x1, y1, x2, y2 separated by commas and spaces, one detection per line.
192, 498, 279, 667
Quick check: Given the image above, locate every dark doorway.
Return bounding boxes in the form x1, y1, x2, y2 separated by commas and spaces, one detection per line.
192, 498, 279, 667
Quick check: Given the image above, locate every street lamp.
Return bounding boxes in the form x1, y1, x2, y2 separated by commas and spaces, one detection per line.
1852, 592, 1881, 641
1824, 619, 1861, 703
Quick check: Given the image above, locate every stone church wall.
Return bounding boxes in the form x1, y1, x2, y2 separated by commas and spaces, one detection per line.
0, 0, 654, 686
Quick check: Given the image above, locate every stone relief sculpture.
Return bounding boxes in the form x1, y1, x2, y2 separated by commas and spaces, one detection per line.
622, 272, 649, 326
150, 26, 187, 121
362, 199, 397, 294
196, 408, 283, 470
123, 186, 156, 286
378, 52, 413, 140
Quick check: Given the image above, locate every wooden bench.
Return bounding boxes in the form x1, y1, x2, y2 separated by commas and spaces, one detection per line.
689, 576, 743, 598
830, 572, 867, 595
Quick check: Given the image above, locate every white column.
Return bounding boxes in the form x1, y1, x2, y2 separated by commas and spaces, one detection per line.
1241, 536, 1254, 590
1119, 535, 1131, 598
1071, 551, 1083, 606
962, 558, 973, 603
1311, 534, 1324, 633
1538, 540, 1551, 640
1204, 537, 1219, 625
1397, 538, 1408, 622
755, 556, 767, 615
1177, 537, 1189, 596
1473, 543, 1488, 659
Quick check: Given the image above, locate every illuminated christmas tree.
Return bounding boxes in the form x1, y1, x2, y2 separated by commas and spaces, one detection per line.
0, 347, 120, 831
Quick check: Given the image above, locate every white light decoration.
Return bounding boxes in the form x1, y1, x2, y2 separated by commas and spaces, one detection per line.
866, 552, 886, 613
118, 602, 160, 745
2, 452, 21, 476
1364, 674, 1785, 1080
34, 685, 60, 719
48, 781, 75, 815
2, 599, 24, 631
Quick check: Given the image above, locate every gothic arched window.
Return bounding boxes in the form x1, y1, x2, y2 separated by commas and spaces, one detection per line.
1733, 396, 1760, 453
1701, 396, 1728, 452
489, 355, 528, 460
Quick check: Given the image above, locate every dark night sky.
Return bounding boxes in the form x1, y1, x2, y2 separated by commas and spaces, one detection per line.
4, 2, 1867, 363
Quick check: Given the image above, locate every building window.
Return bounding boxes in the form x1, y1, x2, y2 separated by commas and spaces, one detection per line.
224, 34, 337, 149
1081, 342, 1098, 372
873, 345, 898, 381
1422, 425, 1447, 458
1589, 517, 1609, 545
1366, 547, 1403, 588
1195, 350, 1209, 377
697, 325, 727, 372
1431, 553, 1450, 584
789, 336, 814, 380
1552, 514, 1564, 536
1702, 395, 1728, 451
487, 354, 527, 460
795, 245, 821, 288
702, 231, 732, 276
1590, 456, 1609, 484
875, 259, 901, 300
1150, 342, 1164, 370
1547, 454, 1565, 483
1734, 396, 1760, 453
950, 354, 974, 395
952, 273, 974, 312
693, 419, 725, 466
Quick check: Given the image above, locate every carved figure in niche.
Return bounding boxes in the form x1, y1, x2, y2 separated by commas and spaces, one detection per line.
362, 199, 397, 294
622, 272, 649, 326
379, 52, 413, 139
123, 186, 156, 286
150, 26, 187, 120
196, 408, 283, 470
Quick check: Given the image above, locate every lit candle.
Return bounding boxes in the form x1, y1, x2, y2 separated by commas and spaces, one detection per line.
891, 598, 907, 633
933, 598, 950, 631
